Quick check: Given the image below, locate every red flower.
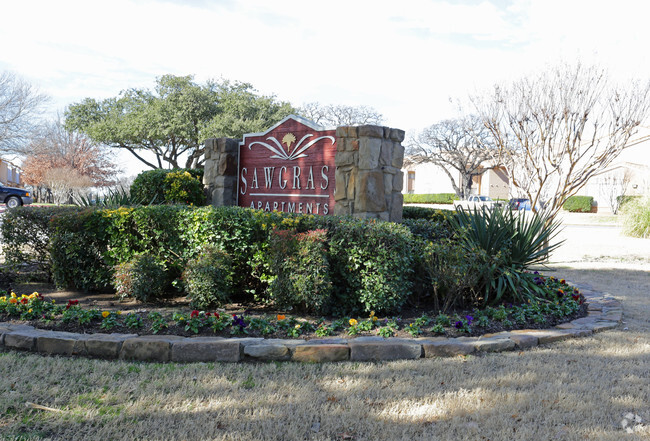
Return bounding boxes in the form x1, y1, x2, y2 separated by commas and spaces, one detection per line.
190, 310, 199, 318
214, 313, 220, 319
205, 312, 211, 317
20, 297, 29, 304
66, 299, 79, 310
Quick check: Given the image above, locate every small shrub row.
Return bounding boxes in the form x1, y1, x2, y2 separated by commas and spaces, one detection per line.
403, 193, 457, 204
563, 195, 594, 212
2, 206, 415, 315
2, 204, 562, 317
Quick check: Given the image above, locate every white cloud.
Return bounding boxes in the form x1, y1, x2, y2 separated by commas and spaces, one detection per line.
2, 0, 650, 174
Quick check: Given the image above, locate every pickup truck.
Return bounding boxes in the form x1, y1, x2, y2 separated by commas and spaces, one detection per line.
0, 184, 33, 208
453, 195, 498, 210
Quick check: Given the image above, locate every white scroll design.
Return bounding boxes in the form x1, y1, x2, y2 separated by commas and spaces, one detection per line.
248, 134, 335, 160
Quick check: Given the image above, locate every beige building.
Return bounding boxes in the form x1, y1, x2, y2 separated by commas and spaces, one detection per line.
0, 159, 24, 187
403, 160, 510, 200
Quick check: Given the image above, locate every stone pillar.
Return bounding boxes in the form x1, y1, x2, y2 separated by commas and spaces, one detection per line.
334, 125, 405, 222
203, 137, 240, 207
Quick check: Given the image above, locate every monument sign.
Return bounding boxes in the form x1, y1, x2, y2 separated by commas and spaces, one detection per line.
238, 115, 336, 215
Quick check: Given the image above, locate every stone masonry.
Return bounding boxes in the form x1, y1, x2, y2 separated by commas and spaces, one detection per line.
203, 137, 240, 206
333, 125, 405, 222
203, 121, 407, 222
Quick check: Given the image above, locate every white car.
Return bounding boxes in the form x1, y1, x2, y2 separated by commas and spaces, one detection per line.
453, 195, 497, 210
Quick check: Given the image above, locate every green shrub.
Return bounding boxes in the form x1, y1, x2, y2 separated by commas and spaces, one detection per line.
402, 206, 455, 222
130, 168, 204, 205
402, 218, 454, 241
422, 238, 485, 312
563, 195, 594, 212
622, 194, 650, 238
164, 170, 206, 205
113, 255, 167, 302
320, 218, 414, 314
182, 245, 233, 308
49, 208, 113, 291
403, 193, 457, 204
0, 206, 77, 274
268, 229, 333, 314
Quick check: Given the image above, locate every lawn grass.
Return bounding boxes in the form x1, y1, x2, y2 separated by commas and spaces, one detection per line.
1, 264, 648, 440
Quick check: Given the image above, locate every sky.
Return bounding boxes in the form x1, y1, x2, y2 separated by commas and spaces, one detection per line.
1, 0, 649, 176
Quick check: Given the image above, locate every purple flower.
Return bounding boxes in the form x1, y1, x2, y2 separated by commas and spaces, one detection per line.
231, 314, 247, 330
454, 321, 463, 329
465, 315, 474, 323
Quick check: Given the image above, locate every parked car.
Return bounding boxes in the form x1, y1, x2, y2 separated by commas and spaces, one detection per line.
0, 184, 33, 208
508, 198, 543, 211
453, 195, 498, 210
509, 198, 530, 210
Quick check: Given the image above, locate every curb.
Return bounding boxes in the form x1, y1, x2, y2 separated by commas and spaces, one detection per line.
0, 287, 622, 363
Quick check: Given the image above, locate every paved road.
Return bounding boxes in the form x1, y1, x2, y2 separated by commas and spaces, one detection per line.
551, 224, 649, 264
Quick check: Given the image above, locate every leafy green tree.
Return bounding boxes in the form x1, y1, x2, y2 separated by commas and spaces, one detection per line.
64, 75, 295, 169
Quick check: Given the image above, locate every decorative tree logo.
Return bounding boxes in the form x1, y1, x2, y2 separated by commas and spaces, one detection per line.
249, 132, 335, 161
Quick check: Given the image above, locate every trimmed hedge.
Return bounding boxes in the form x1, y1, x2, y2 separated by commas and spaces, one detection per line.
403, 193, 457, 204
2, 204, 561, 316
5, 206, 415, 314
0, 206, 79, 274
563, 196, 594, 212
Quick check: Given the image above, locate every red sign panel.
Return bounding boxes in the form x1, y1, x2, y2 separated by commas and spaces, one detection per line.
238, 115, 336, 215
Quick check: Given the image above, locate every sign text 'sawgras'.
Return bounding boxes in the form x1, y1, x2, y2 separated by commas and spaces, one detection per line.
238, 116, 336, 215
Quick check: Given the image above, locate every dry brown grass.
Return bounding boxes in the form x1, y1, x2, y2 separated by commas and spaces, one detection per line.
1, 220, 649, 440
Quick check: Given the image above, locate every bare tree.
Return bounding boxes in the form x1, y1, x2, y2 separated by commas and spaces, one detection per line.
299, 102, 384, 127
406, 116, 497, 199
43, 167, 93, 205
0, 71, 49, 157
599, 169, 632, 214
475, 63, 650, 219
21, 117, 119, 201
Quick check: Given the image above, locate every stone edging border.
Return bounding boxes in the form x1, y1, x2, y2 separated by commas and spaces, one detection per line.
0, 284, 622, 363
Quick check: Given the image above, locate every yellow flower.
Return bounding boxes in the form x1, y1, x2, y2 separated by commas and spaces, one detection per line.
369, 311, 375, 317
372, 316, 378, 322
28, 309, 32, 313
349, 318, 358, 326
102, 311, 110, 318
116, 311, 122, 315
295, 324, 301, 329
10, 292, 16, 298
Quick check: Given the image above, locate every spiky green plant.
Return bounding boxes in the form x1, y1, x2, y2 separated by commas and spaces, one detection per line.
449, 207, 564, 304
74, 186, 145, 207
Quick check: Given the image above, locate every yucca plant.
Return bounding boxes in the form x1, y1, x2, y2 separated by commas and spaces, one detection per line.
74, 186, 146, 207
449, 207, 564, 305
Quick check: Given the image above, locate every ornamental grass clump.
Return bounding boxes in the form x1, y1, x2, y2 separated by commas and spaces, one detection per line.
621, 194, 650, 238
182, 245, 233, 308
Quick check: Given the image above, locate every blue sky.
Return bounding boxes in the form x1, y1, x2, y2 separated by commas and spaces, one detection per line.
1, 0, 649, 175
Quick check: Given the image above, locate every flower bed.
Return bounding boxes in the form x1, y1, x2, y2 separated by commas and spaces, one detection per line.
0, 274, 587, 340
